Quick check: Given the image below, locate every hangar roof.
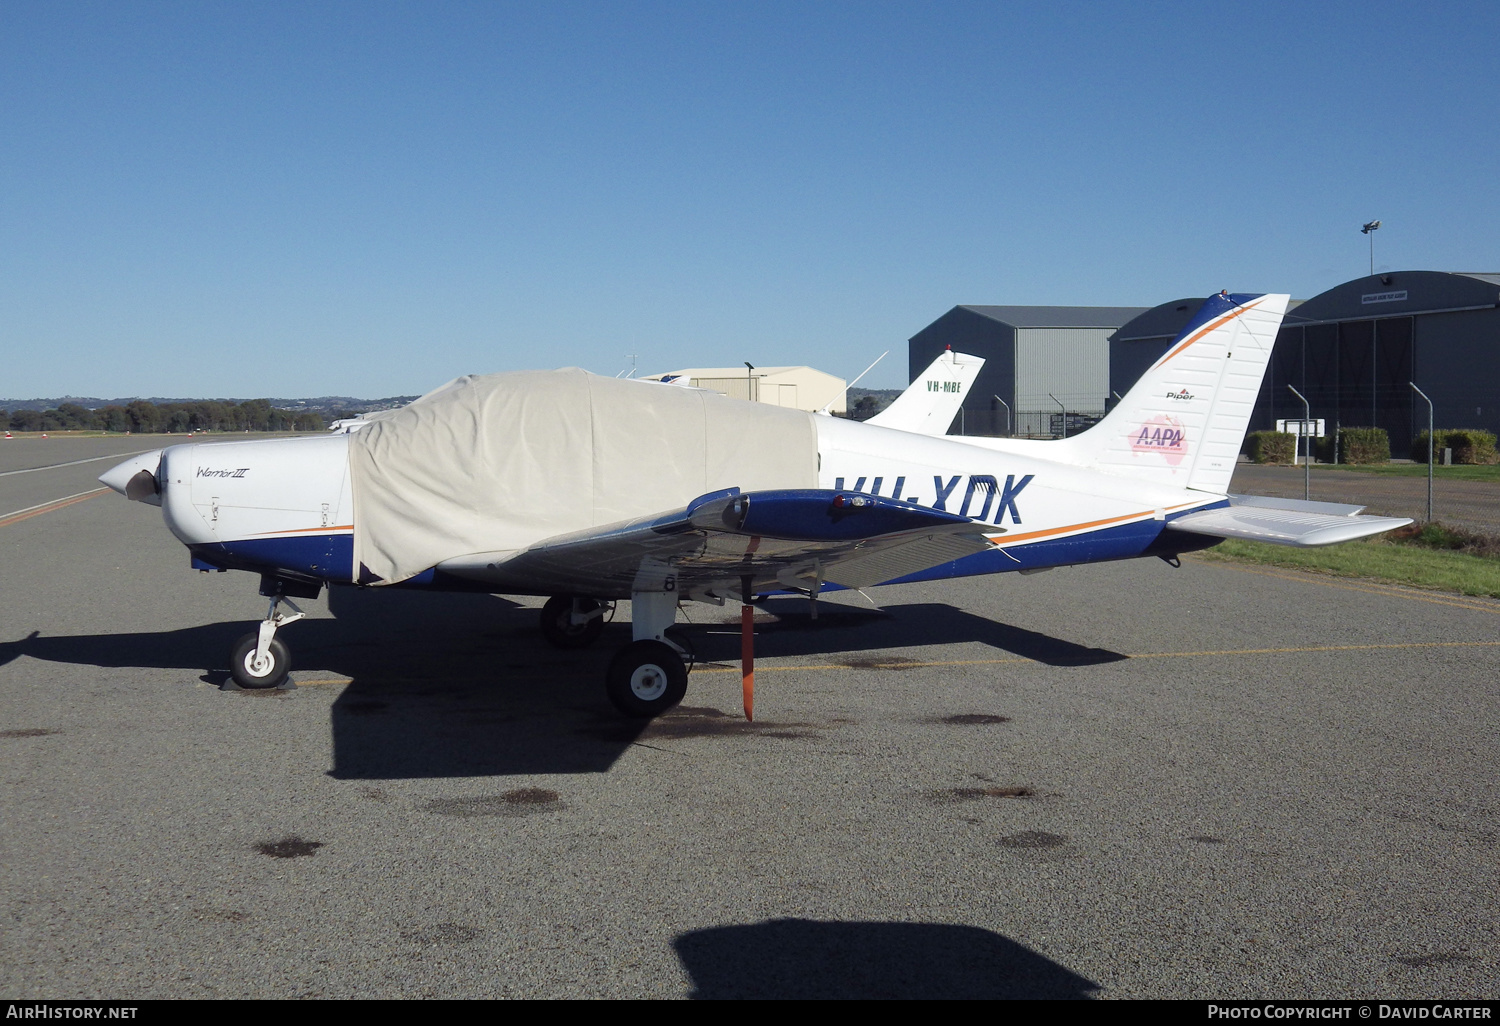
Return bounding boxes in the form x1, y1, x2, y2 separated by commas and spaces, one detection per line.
1284, 271, 1500, 325
958, 305, 1148, 329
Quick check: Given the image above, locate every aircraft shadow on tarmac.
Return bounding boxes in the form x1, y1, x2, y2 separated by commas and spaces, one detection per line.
0, 587, 1125, 780
673, 918, 1098, 999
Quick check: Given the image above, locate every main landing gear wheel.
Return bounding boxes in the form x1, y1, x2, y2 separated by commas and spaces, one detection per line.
605, 640, 687, 718
230, 633, 291, 689
539, 595, 606, 650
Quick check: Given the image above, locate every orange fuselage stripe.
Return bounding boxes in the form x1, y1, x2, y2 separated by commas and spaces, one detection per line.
992, 500, 1202, 546
247, 524, 354, 537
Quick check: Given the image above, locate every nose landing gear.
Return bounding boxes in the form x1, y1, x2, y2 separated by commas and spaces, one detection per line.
228, 581, 312, 690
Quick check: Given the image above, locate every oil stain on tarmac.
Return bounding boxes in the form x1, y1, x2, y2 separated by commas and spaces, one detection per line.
425, 788, 563, 818
997, 830, 1068, 849
256, 836, 325, 858
401, 923, 481, 946
578, 705, 824, 744
936, 785, 1036, 802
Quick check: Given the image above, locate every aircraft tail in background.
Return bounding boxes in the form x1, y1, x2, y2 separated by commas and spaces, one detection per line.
866, 349, 984, 437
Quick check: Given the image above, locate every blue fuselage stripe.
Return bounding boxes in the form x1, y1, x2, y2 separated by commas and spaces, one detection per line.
191, 534, 354, 581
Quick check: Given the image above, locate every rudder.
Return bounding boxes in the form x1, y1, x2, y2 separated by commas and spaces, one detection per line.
1064, 292, 1289, 494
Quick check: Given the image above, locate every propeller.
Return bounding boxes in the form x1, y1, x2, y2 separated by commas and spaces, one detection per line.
124, 469, 159, 502
98, 450, 165, 505
740, 574, 755, 721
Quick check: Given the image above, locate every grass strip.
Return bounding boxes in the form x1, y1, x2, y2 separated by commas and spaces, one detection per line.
1273, 463, 1500, 482
1198, 536, 1500, 598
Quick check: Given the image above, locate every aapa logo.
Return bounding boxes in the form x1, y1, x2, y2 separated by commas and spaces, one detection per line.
1130, 415, 1187, 466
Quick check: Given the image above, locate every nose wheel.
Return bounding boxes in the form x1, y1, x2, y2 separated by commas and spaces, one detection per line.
227, 592, 305, 689
230, 633, 291, 689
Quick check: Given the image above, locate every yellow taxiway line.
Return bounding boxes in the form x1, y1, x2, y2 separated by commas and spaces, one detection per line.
289, 639, 1500, 686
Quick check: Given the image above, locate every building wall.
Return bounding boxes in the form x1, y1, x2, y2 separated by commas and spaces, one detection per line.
1414, 308, 1500, 446
908, 308, 1015, 435
1015, 327, 1112, 419
1256, 306, 1500, 457
652, 367, 846, 412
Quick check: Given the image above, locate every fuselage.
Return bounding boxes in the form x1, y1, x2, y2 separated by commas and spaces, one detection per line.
135, 413, 1223, 592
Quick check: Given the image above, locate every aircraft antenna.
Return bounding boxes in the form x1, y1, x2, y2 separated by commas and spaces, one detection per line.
823, 350, 888, 415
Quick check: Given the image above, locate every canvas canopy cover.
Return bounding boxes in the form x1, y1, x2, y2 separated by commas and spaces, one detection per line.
348, 369, 820, 584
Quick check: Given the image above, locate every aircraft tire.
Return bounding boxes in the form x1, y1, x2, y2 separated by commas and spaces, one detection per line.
540, 595, 606, 650
229, 633, 292, 690
605, 640, 687, 718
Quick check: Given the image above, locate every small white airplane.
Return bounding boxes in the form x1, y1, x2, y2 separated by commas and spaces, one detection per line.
101, 292, 1409, 718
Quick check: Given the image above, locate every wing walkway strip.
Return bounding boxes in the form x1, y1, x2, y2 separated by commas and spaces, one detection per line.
290, 639, 1500, 686
0, 449, 155, 477
0, 488, 111, 527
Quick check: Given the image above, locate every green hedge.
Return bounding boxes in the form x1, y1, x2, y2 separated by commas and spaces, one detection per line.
1244, 431, 1296, 464
1335, 426, 1390, 464
1411, 429, 1499, 465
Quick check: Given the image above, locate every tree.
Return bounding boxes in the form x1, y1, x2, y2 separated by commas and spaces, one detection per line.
126, 400, 162, 433
56, 403, 99, 430
100, 406, 131, 432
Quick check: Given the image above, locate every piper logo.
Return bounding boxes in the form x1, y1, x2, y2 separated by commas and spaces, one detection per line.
1164, 388, 1195, 401
1130, 415, 1187, 466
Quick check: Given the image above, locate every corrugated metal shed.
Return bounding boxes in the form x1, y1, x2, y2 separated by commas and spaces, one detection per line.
909, 304, 1147, 437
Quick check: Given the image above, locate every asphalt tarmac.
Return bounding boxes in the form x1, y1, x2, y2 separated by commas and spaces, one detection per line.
1, 437, 1496, 998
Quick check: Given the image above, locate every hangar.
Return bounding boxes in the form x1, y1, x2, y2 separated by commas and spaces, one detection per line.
1109, 272, 1500, 456
909, 305, 1147, 437
641, 365, 846, 414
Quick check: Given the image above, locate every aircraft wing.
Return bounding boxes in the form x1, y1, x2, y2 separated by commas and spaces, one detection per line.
436, 488, 1000, 599
1166, 494, 1411, 547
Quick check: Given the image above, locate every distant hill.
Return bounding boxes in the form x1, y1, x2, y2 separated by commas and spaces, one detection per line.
0, 395, 419, 414
846, 386, 902, 421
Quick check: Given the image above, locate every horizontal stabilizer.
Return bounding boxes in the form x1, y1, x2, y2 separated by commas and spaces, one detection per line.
1167, 506, 1411, 547
1227, 493, 1367, 517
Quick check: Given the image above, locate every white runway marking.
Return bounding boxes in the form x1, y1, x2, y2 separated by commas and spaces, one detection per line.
0, 449, 156, 477
0, 488, 111, 525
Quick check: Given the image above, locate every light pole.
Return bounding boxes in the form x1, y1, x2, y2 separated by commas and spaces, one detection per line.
744, 362, 755, 403
1048, 393, 1066, 439
993, 395, 1011, 436
1410, 382, 1434, 523
1288, 384, 1311, 500
1361, 220, 1381, 276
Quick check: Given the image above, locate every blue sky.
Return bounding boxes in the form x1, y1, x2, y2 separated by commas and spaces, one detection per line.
3, 1, 1496, 398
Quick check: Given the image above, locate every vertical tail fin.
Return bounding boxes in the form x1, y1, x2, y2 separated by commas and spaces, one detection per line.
1067, 292, 1289, 494
867, 349, 985, 436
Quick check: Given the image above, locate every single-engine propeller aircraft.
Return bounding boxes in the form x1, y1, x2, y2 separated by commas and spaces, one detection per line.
101, 292, 1410, 718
